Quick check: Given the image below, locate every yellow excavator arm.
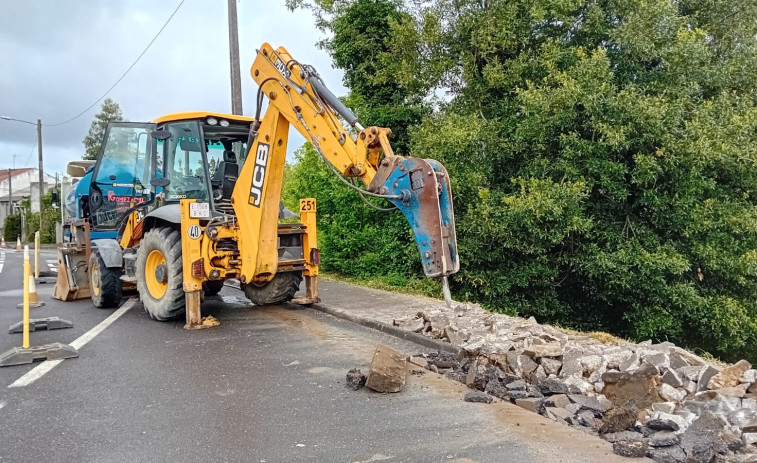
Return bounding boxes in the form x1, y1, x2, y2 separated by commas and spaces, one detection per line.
231, 43, 459, 303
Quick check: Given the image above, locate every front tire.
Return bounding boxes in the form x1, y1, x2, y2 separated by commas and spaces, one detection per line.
89, 248, 122, 308
136, 227, 185, 321
242, 271, 302, 305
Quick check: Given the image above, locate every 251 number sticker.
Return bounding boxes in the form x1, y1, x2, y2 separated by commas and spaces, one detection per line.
299, 198, 316, 212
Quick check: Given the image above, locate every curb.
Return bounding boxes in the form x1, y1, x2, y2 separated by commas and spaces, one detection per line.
309, 303, 461, 355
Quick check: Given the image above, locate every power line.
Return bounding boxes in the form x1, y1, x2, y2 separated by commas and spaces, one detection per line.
23, 138, 38, 167
46, 0, 186, 127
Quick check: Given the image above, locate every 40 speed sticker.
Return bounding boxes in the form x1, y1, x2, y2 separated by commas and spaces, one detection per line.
187, 224, 202, 240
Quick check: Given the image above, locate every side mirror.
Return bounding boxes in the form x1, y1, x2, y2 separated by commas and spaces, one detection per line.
151, 178, 170, 188
151, 130, 172, 141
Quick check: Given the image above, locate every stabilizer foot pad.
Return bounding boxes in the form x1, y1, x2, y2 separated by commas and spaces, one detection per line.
9, 317, 73, 334
16, 302, 46, 309
0, 342, 78, 367
291, 297, 321, 306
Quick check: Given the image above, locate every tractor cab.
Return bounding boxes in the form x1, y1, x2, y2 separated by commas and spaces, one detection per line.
87, 113, 255, 231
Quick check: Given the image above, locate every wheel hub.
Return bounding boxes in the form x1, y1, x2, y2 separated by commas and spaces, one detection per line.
145, 249, 168, 299
154, 264, 167, 284
91, 264, 101, 296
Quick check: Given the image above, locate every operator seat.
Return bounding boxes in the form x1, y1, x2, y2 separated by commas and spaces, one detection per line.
212, 148, 239, 199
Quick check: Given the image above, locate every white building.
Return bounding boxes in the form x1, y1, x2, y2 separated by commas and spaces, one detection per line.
0, 168, 57, 235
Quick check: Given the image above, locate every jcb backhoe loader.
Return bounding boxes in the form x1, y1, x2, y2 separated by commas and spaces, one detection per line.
54, 43, 459, 328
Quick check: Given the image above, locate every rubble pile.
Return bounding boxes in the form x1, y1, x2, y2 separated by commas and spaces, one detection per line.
396, 304, 757, 462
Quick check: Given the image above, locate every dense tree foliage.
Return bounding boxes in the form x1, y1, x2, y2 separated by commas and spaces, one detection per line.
290, 0, 757, 361
82, 98, 125, 160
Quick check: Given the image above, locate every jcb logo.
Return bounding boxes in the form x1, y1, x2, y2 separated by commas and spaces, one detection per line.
249, 142, 269, 207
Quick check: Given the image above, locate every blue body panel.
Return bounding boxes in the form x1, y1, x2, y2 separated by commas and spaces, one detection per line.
72, 170, 118, 240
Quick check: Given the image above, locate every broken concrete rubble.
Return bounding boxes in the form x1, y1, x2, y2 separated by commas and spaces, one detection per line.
463, 391, 493, 403
613, 439, 648, 458
399, 300, 757, 462
365, 346, 406, 393
709, 361, 752, 391
346, 368, 367, 390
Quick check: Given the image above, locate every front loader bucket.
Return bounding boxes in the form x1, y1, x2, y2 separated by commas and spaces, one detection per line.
52, 245, 92, 301
371, 157, 459, 278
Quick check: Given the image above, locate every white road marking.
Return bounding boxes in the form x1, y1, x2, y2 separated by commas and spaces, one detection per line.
46, 258, 57, 273
0, 251, 5, 273
8, 298, 138, 388
0, 400, 7, 411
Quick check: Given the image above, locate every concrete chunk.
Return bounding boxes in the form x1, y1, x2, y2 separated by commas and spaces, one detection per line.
365, 346, 406, 393
567, 394, 612, 417
612, 440, 647, 458
708, 360, 751, 390
649, 431, 680, 447
653, 412, 689, 434
680, 412, 729, 463
651, 402, 677, 414
647, 418, 680, 432
463, 391, 492, 403
659, 383, 686, 402
544, 393, 571, 409
669, 346, 706, 367
522, 344, 563, 358
539, 378, 568, 396
599, 401, 639, 434
540, 357, 562, 376
346, 369, 367, 390
545, 407, 572, 423
683, 391, 741, 416
661, 368, 683, 388
742, 369, 757, 384
696, 365, 721, 392
717, 384, 749, 398
515, 397, 544, 413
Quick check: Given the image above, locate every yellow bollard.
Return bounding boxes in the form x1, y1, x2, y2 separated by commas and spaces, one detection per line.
34, 231, 40, 279
23, 246, 30, 349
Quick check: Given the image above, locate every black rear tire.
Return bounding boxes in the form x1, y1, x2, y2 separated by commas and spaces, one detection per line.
89, 249, 123, 308
203, 280, 225, 296
136, 227, 185, 321
242, 271, 302, 305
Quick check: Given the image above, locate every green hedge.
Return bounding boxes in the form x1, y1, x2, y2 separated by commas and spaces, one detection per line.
3, 214, 21, 243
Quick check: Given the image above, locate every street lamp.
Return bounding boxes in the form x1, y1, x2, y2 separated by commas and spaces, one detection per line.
0, 116, 45, 237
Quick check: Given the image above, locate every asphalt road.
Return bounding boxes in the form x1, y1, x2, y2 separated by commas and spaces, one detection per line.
0, 248, 629, 463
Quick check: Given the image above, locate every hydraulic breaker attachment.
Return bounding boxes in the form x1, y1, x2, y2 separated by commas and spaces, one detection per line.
368, 157, 459, 279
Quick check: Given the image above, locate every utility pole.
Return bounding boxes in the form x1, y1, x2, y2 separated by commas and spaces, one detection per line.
7, 168, 11, 217
227, 0, 243, 115
37, 119, 44, 236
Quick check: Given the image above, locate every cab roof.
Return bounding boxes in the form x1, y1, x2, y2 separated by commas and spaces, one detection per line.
152, 111, 256, 124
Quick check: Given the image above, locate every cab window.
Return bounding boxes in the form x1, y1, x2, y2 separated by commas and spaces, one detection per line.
163, 121, 210, 202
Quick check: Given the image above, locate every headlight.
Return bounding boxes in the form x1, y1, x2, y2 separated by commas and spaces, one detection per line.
206, 117, 218, 125
219, 119, 230, 127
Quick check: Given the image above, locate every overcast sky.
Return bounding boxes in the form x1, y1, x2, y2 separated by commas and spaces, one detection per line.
0, 0, 344, 176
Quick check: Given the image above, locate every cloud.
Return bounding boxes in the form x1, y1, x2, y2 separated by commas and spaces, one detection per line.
0, 0, 345, 175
